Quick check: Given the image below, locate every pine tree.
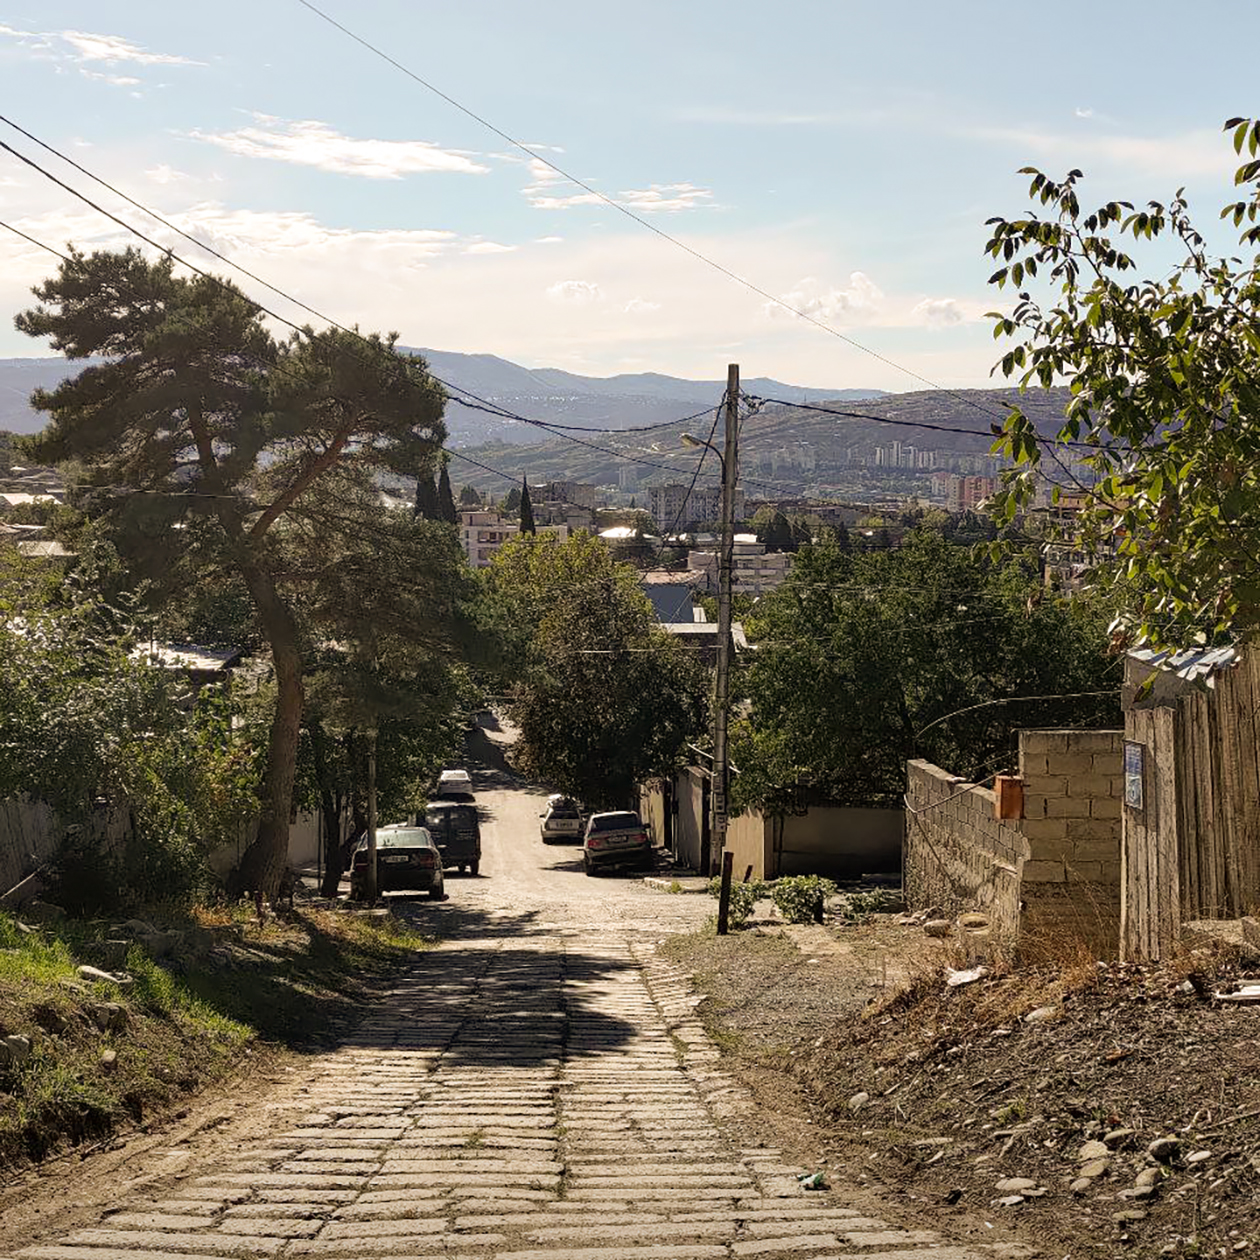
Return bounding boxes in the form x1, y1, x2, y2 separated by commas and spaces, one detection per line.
459, 484, 482, 506
519, 479, 536, 535
437, 462, 457, 524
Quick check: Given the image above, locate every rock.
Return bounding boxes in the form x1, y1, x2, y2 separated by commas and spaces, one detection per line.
31, 1005, 71, 1035
1113, 1208, 1147, 1222
995, 1194, 1025, 1206
1134, 1167, 1162, 1189
1118, 1185, 1158, 1201
87, 1003, 128, 1034
1147, 1136, 1180, 1162
924, 919, 953, 938
121, 919, 157, 936
1103, 1127, 1136, 1148
996, 1178, 1038, 1192
91, 940, 132, 971
99, 1048, 117, 1072
76, 965, 132, 988
1080, 1157, 1111, 1179
1070, 1177, 1094, 1195
1187, 1149, 1212, 1165
958, 912, 990, 930
24, 900, 65, 922
848, 1091, 871, 1112
0, 1035, 32, 1067
1079, 1140, 1111, 1161
1024, 1005, 1059, 1024
946, 965, 989, 987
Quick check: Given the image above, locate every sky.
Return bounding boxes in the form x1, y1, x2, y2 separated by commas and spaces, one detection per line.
0, 2, 1255, 392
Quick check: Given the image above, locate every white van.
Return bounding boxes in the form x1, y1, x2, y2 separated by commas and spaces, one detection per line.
435, 769, 474, 799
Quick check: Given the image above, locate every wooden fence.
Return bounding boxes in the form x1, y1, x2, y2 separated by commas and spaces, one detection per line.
1123, 649, 1260, 960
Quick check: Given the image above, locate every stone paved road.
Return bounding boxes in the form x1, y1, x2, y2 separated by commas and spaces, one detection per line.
4, 727, 995, 1260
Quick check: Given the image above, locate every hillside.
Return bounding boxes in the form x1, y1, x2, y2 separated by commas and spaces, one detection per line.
0, 349, 881, 444
453, 386, 1074, 494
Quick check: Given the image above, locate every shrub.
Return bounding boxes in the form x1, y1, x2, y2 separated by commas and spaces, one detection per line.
706, 875, 767, 928
772, 875, 837, 924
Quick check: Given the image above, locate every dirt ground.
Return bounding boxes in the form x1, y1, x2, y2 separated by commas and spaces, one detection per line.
662, 911, 1260, 1260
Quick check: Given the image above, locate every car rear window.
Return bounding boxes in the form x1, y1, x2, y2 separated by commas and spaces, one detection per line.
427, 804, 478, 825
590, 813, 641, 831
549, 804, 580, 818
377, 828, 434, 848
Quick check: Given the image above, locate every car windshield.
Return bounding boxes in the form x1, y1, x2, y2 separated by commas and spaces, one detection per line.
590, 813, 640, 831
427, 804, 478, 826
548, 804, 580, 818
376, 828, 433, 849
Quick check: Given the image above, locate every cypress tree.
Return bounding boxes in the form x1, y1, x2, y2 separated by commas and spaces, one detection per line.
437, 462, 457, 523
413, 471, 439, 520
519, 479, 536, 534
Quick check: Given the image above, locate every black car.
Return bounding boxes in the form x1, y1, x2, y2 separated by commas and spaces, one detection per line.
419, 799, 482, 875
350, 826, 446, 900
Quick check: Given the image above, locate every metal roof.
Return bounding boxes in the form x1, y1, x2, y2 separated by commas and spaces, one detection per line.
1128, 644, 1238, 682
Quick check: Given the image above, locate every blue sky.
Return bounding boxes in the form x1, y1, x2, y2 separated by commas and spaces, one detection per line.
0, 2, 1254, 390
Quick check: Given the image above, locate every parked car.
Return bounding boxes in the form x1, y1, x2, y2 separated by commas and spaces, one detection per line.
435, 768, 474, 798
420, 799, 482, 875
540, 795, 584, 844
583, 810, 653, 875
350, 826, 445, 900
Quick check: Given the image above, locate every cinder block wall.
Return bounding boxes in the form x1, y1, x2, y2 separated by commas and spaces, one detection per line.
1018, 729, 1122, 955
904, 760, 1025, 938
904, 728, 1123, 956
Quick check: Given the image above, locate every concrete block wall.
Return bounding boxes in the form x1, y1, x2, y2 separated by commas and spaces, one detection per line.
905, 728, 1123, 956
1017, 729, 1122, 956
904, 760, 1025, 939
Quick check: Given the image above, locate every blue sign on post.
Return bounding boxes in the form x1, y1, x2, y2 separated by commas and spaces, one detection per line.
1123, 740, 1145, 811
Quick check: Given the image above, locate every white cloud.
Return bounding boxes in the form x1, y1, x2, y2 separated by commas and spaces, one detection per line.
465, 241, 517, 255
618, 183, 714, 213
78, 69, 141, 86
190, 115, 488, 179
911, 297, 965, 327
624, 297, 661, 314
969, 124, 1233, 178
535, 236, 564, 244
0, 24, 200, 70
526, 190, 604, 210
547, 279, 602, 305
767, 272, 884, 322
1075, 107, 1095, 119
145, 165, 193, 186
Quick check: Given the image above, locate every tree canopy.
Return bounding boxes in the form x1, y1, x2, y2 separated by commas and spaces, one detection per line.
18, 247, 449, 897
479, 533, 707, 808
984, 117, 1260, 648
731, 529, 1119, 813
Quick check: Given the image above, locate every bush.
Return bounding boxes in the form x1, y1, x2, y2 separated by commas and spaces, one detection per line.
772, 875, 837, 924
706, 875, 767, 928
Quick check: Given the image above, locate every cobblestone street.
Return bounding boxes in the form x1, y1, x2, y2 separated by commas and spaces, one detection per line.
1, 735, 1001, 1260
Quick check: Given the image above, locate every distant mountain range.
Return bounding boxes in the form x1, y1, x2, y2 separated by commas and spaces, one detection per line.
0, 348, 883, 442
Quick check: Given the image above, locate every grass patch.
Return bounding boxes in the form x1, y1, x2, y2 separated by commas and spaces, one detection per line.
0, 905, 433, 1170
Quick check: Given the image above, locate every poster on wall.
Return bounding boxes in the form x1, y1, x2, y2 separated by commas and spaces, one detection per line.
1123, 740, 1145, 811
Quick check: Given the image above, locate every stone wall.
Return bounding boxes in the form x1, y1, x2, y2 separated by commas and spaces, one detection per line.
905, 727, 1123, 956
904, 760, 1025, 939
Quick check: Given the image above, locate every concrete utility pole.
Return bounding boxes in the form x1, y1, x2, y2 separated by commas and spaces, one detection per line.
711, 363, 739, 873
365, 734, 379, 901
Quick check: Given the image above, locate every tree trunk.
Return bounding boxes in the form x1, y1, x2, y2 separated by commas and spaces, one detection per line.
309, 721, 346, 899
234, 560, 304, 903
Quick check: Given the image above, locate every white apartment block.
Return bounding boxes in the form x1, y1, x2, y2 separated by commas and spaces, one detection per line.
459, 509, 570, 568
648, 483, 746, 532
687, 535, 793, 595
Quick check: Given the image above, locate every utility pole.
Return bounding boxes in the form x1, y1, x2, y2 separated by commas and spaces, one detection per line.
365, 734, 378, 902
710, 363, 739, 874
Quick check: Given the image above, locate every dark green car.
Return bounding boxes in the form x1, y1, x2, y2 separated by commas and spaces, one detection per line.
420, 799, 482, 875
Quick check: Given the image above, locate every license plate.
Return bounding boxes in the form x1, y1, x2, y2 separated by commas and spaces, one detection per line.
604, 834, 638, 847
383, 854, 408, 864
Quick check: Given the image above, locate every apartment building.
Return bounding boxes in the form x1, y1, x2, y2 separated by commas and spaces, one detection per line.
647, 482, 746, 532
687, 534, 793, 595
459, 509, 572, 568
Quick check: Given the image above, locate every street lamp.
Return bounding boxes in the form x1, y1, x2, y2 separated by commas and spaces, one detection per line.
680, 366, 739, 879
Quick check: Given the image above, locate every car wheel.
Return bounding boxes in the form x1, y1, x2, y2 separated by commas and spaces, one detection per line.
470, 860, 480, 876
429, 882, 443, 900
583, 856, 596, 876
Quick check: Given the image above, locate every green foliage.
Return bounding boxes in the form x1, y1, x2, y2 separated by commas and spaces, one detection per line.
983, 118, 1260, 647
483, 533, 708, 809
519, 479, 536, 534
706, 875, 767, 928
732, 529, 1118, 812
771, 875, 837, 923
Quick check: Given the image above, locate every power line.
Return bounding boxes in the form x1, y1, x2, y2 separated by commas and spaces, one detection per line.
0, 217, 69, 260
292, 0, 1013, 418
0, 115, 728, 448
